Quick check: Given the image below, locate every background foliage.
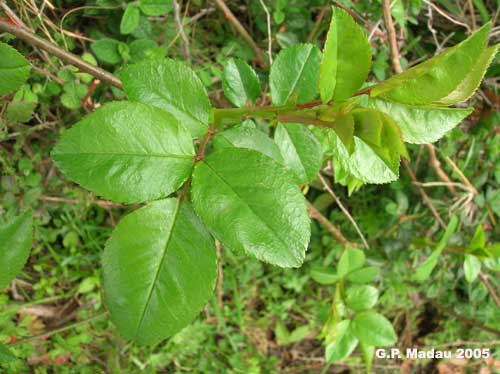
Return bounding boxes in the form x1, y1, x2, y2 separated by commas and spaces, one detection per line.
1, 0, 500, 372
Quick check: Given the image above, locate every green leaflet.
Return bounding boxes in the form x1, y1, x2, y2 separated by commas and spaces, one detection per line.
120, 59, 212, 137
222, 59, 261, 107
363, 98, 472, 144
330, 108, 407, 185
139, 0, 172, 16
191, 148, 310, 268
103, 198, 217, 345
337, 248, 365, 277
325, 320, 358, 363
345, 267, 379, 284
120, 4, 140, 35
269, 44, 321, 105
213, 124, 284, 163
52, 102, 194, 204
310, 267, 340, 285
0, 211, 33, 290
0, 42, 30, 95
345, 285, 379, 312
274, 123, 323, 184
0, 342, 15, 363
352, 311, 396, 347
319, 7, 372, 102
440, 44, 500, 105
91, 38, 121, 65
371, 23, 491, 105
414, 216, 458, 281
464, 255, 481, 283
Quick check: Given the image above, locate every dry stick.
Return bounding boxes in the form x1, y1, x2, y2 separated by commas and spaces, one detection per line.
306, 4, 329, 43
212, 0, 267, 68
426, 144, 456, 195
8, 311, 108, 347
258, 0, 273, 65
172, 0, 191, 63
306, 201, 350, 248
381, 0, 446, 229
428, 299, 500, 336
0, 20, 122, 89
317, 174, 370, 249
479, 272, 500, 310
0, 0, 26, 27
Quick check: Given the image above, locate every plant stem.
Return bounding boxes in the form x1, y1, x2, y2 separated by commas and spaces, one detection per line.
0, 20, 122, 89
8, 311, 108, 347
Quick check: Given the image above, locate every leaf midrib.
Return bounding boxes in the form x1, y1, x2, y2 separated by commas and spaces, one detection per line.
55, 151, 192, 160
134, 200, 181, 338
203, 160, 291, 255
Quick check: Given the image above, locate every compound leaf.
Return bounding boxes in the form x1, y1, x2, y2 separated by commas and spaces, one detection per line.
370, 23, 491, 105
0, 210, 33, 290
120, 59, 212, 137
352, 311, 396, 347
274, 123, 323, 184
364, 98, 472, 144
222, 59, 261, 107
319, 7, 372, 102
52, 102, 194, 204
192, 148, 310, 268
270, 44, 321, 105
103, 198, 217, 345
0, 42, 30, 95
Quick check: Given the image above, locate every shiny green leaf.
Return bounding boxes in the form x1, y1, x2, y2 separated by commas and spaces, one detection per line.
270, 44, 321, 105
120, 59, 212, 137
103, 199, 217, 345
0, 211, 32, 290
222, 59, 261, 107
325, 320, 358, 362
371, 23, 491, 105
345, 285, 379, 312
274, 123, 323, 184
52, 102, 194, 204
0, 42, 30, 95
364, 98, 472, 144
213, 124, 283, 163
192, 148, 310, 268
352, 311, 396, 347
437, 44, 500, 105
319, 7, 371, 102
